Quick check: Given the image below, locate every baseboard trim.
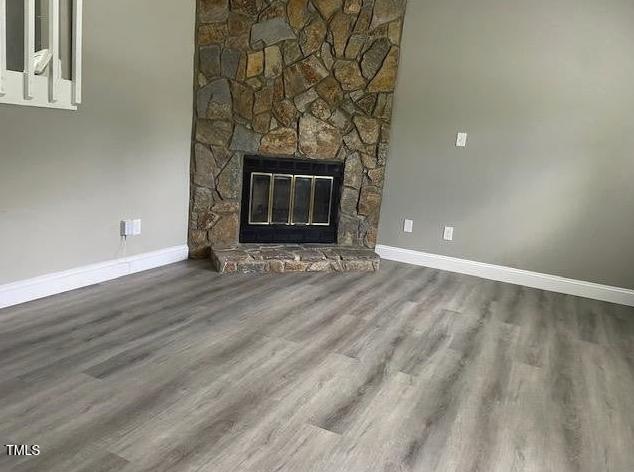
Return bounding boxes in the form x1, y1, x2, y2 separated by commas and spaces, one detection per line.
0, 245, 190, 309
375, 244, 634, 307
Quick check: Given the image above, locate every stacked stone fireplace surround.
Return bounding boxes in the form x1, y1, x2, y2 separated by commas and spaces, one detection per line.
189, 0, 407, 272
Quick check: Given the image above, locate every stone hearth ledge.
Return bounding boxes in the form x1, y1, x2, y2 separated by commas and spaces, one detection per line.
211, 245, 380, 273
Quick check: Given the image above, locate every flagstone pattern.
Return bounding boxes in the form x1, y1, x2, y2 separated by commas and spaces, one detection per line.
189, 0, 407, 257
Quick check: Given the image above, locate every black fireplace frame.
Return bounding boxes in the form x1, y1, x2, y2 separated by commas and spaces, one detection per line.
239, 155, 343, 244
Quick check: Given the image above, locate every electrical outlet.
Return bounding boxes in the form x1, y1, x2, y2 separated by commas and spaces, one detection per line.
132, 219, 142, 236
121, 219, 142, 237
403, 219, 414, 233
456, 132, 468, 147
443, 226, 454, 241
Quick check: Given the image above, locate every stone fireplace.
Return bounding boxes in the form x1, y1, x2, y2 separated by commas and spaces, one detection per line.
189, 0, 407, 272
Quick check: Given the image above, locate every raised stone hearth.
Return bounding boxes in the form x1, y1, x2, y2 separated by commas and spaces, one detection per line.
212, 245, 379, 273
189, 0, 407, 272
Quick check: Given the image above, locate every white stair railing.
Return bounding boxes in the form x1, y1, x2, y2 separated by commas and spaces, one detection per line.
0, 0, 82, 110
48, 0, 59, 103
72, 0, 81, 105
0, 0, 6, 97
24, 0, 34, 100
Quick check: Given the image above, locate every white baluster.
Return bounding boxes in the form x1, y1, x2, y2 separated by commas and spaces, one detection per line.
71, 0, 82, 104
24, 0, 35, 99
0, 0, 6, 96
48, 0, 59, 102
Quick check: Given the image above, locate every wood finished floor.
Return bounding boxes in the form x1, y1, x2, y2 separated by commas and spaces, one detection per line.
1, 260, 633, 472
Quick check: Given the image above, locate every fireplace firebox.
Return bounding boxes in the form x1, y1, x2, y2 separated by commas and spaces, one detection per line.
240, 156, 343, 244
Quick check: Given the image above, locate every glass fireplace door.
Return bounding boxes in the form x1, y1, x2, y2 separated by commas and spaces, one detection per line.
248, 173, 334, 226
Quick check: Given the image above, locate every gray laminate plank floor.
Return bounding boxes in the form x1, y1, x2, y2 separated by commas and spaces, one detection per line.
1, 260, 633, 472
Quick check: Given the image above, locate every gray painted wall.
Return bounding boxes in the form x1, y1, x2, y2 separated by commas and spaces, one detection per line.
6, 0, 25, 71
379, 0, 634, 289
0, 0, 195, 284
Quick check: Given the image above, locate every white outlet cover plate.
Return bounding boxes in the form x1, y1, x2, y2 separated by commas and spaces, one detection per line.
121, 219, 142, 237
132, 219, 142, 236
443, 226, 454, 241
404, 219, 414, 233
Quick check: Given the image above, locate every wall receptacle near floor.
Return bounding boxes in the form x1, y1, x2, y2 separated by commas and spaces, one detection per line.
121, 219, 142, 237
443, 226, 454, 241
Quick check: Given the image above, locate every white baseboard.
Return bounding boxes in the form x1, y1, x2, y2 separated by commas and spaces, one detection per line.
0, 245, 190, 310
376, 244, 634, 307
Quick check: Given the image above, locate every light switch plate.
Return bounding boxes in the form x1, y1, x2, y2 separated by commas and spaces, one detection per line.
403, 219, 414, 233
456, 132, 468, 147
